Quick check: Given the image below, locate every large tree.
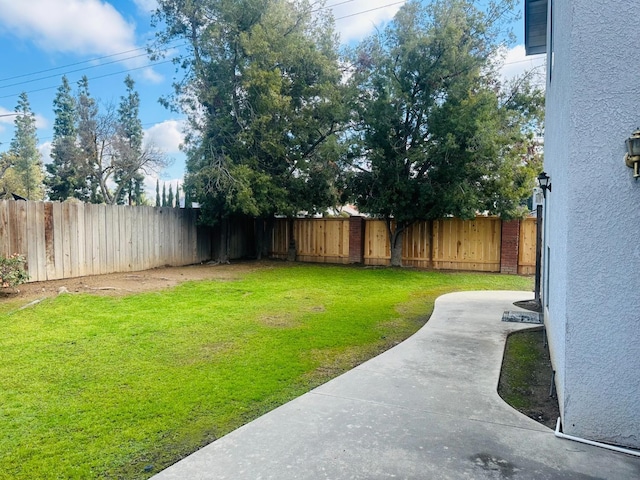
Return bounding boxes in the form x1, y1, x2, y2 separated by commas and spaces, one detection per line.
76, 76, 103, 203
46, 76, 83, 201
152, 0, 349, 261
348, 0, 543, 266
115, 75, 146, 205
9, 92, 44, 200
76, 76, 167, 205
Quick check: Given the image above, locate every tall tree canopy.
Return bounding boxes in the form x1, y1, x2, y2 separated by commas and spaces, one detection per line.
8, 92, 44, 200
46, 75, 167, 205
152, 0, 349, 260
347, 0, 544, 265
46, 76, 82, 201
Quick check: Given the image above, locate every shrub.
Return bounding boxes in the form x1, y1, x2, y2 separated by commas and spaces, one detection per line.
0, 253, 29, 287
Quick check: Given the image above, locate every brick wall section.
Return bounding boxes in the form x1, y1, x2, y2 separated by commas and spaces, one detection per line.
500, 219, 521, 274
348, 216, 365, 263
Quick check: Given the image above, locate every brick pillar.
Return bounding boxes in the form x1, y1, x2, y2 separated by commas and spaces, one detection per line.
348, 216, 365, 264
500, 219, 520, 274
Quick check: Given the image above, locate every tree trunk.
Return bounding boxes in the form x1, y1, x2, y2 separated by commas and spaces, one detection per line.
385, 218, 405, 267
390, 228, 403, 267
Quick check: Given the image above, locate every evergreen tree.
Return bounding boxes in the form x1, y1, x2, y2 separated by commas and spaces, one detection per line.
46, 76, 81, 201
348, 0, 541, 266
114, 75, 145, 204
156, 179, 161, 207
175, 181, 180, 208
153, 0, 349, 261
76, 76, 101, 202
133, 174, 143, 205
9, 92, 44, 200
76, 75, 165, 205
167, 184, 174, 208
162, 183, 167, 207
184, 184, 192, 209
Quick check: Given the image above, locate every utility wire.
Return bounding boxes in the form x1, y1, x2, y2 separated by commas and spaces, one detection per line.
0, 59, 176, 100
314, 0, 358, 12
0, 40, 185, 84
334, 1, 405, 20
0, 1, 405, 95
0, 52, 152, 90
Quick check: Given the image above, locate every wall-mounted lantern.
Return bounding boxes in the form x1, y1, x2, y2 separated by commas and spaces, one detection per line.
625, 128, 640, 179
537, 171, 552, 198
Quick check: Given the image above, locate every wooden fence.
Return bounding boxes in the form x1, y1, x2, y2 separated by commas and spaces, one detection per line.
518, 217, 537, 275
270, 218, 350, 264
0, 199, 537, 283
272, 216, 537, 273
0, 200, 212, 282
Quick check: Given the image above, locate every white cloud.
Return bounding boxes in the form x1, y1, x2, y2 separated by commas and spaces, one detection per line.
0, 108, 47, 135
0, 107, 16, 133
331, 0, 403, 44
133, 0, 158, 14
34, 114, 48, 130
144, 119, 185, 154
0, 0, 158, 77
498, 45, 546, 85
38, 141, 52, 164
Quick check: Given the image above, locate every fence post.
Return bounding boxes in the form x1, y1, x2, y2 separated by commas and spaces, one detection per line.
348, 216, 365, 264
500, 219, 520, 274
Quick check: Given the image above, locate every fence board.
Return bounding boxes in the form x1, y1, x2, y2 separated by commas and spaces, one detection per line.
403, 221, 432, 268
431, 217, 501, 272
292, 218, 349, 264
518, 217, 537, 275
364, 220, 390, 266
269, 219, 289, 260
0, 202, 9, 258
83, 204, 94, 276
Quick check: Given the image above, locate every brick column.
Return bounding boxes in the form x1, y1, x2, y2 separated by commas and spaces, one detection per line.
500, 219, 520, 274
348, 216, 365, 264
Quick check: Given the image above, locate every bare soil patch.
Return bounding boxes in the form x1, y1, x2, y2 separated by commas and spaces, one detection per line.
0, 260, 276, 303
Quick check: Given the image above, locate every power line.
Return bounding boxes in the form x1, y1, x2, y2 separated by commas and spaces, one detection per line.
0, 1, 408, 93
0, 59, 176, 100
0, 40, 185, 84
315, 0, 358, 12
335, 1, 405, 20
0, 52, 152, 90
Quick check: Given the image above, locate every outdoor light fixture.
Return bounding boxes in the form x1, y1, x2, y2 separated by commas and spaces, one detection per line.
624, 128, 640, 179
537, 171, 552, 198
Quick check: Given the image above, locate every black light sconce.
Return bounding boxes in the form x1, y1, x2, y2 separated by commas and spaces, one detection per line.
537, 171, 552, 198
625, 128, 640, 179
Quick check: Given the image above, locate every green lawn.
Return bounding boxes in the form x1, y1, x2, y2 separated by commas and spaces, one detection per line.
0, 263, 531, 479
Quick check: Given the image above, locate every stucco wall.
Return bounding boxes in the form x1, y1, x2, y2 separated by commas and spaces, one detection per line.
544, 0, 640, 448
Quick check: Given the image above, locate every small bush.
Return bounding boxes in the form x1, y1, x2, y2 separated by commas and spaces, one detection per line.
0, 253, 29, 287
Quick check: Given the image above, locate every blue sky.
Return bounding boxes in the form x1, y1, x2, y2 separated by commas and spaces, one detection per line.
0, 0, 543, 198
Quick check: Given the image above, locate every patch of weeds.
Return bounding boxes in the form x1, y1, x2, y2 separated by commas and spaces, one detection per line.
498, 327, 560, 429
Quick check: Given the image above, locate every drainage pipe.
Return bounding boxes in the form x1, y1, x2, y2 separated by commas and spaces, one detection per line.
554, 418, 640, 458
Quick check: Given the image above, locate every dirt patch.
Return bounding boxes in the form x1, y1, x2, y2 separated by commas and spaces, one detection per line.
259, 313, 298, 328
0, 260, 276, 304
513, 298, 542, 313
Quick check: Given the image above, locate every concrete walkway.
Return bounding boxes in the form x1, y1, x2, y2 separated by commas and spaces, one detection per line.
152, 291, 640, 479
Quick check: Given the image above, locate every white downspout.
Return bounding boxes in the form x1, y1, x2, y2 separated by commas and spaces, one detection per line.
554, 418, 640, 457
